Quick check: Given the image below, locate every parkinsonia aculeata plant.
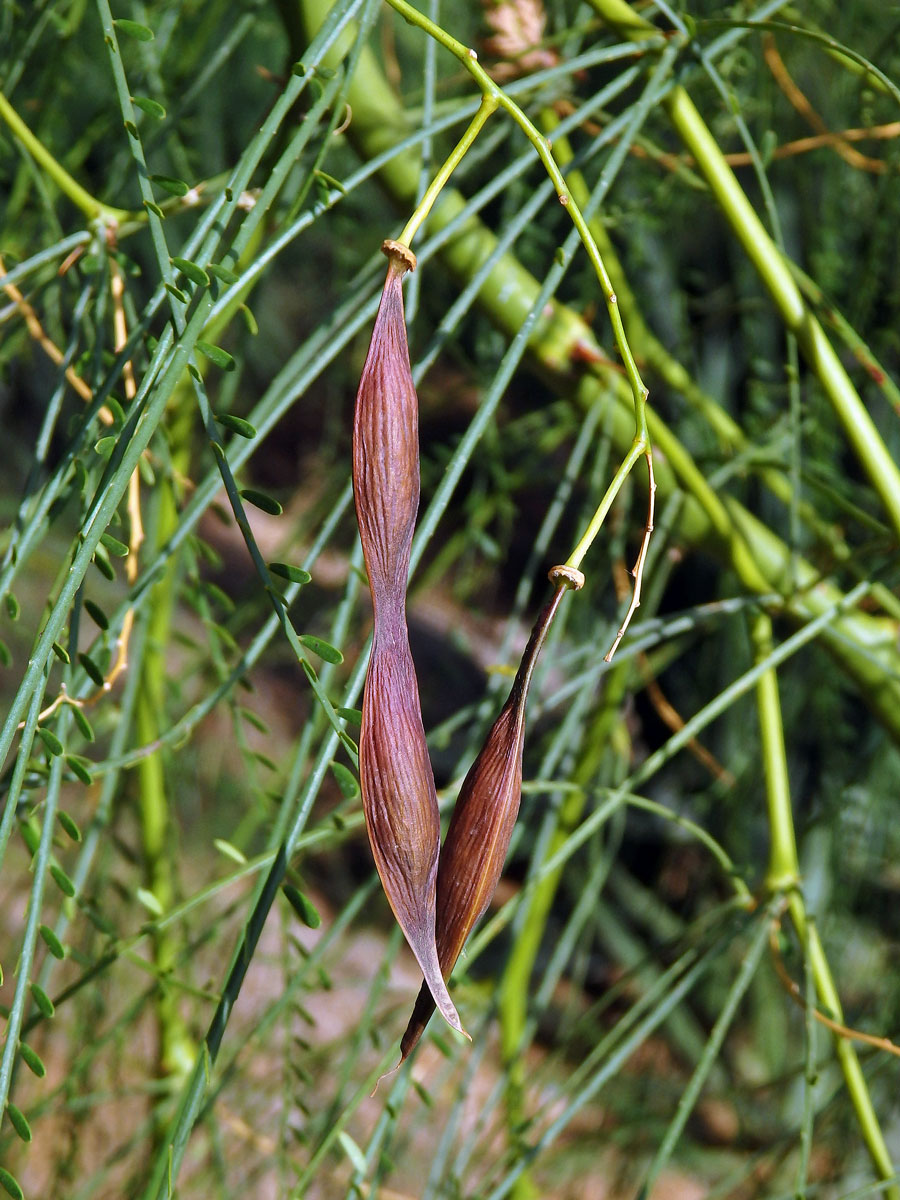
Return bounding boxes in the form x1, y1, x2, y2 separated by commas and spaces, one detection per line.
351, 0, 656, 1046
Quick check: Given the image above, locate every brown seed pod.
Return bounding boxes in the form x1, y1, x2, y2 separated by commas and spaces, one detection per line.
354, 240, 463, 1036
399, 583, 567, 1062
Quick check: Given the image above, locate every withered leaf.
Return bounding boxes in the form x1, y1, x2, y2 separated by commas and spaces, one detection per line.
354, 241, 463, 1036
400, 584, 567, 1062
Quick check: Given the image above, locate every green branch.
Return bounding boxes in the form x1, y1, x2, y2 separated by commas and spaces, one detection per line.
586, 0, 900, 543
751, 612, 898, 1197
0, 89, 133, 226
382, 0, 652, 429
296, 0, 900, 743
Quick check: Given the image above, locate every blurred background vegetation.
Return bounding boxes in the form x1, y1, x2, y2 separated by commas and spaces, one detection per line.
2, 0, 900, 1197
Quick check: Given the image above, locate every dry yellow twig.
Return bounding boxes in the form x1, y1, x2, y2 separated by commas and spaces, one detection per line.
25, 258, 143, 728
0, 252, 98, 407
551, 98, 900, 175
111, 256, 143, 581
638, 658, 735, 785
763, 35, 889, 175
769, 917, 900, 1059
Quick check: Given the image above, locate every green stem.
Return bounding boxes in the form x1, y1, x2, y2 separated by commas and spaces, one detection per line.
135, 414, 196, 1091
540, 104, 900, 620
564, 436, 645, 570
382, 0, 651, 425
399, 96, 497, 246
0, 89, 133, 226
751, 611, 898, 1197
379, 0, 657, 647
751, 613, 800, 894
297, 0, 900, 744
586, 0, 900, 543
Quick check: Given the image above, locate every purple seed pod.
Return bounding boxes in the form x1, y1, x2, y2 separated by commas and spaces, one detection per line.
354, 240, 463, 1037
400, 583, 568, 1061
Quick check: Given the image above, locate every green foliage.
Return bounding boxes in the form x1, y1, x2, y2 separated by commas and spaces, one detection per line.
1, 0, 900, 1198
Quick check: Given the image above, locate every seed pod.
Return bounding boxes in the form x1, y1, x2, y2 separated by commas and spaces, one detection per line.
399, 583, 567, 1061
354, 240, 463, 1036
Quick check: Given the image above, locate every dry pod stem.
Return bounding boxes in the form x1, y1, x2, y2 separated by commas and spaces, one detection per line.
354, 240, 463, 1036
399, 582, 567, 1061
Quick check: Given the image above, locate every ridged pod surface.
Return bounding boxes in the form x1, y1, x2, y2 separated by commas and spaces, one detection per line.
353, 240, 463, 1036
400, 585, 566, 1061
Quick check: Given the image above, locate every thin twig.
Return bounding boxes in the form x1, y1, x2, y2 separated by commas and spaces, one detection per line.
769, 918, 900, 1060
552, 96, 900, 166
0, 252, 97, 407
639, 663, 735, 785
764, 35, 888, 174
605, 451, 655, 660
111, 256, 144, 579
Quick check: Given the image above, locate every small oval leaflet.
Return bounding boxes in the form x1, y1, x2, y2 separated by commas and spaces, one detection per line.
337, 1131, 367, 1175
84, 599, 109, 630
115, 18, 154, 39
239, 303, 258, 336
20, 823, 39, 856
269, 561, 311, 585
79, 652, 105, 688
330, 761, 359, 799
240, 488, 282, 516
58, 810, 83, 841
239, 707, 269, 733
19, 1043, 46, 1078
51, 640, 70, 663
39, 924, 66, 960
50, 865, 76, 898
0, 1167, 24, 1200
100, 532, 129, 557
154, 176, 190, 198
336, 706, 362, 726
196, 340, 235, 371
92, 550, 116, 581
104, 394, 127, 424
213, 838, 246, 864
172, 255, 208, 285
299, 634, 343, 664
0, 638, 12, 667
143, 197, 165, 218
165, 281, 187, 302
208, 262, 240, 284
5, 1104, 31, 1144
132, 95, 166, 119
283, 884, 321, 928
30, 982, 55, 1018
37, 727, 64, 756
72, 705, 95, 741
5, 592, 20, 620
216, 413, 256, 439
66, 755, 93, 785
136, 887, 164, 916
